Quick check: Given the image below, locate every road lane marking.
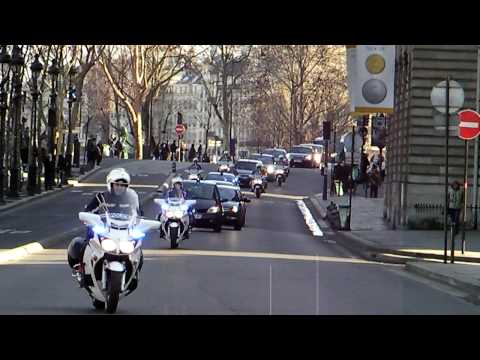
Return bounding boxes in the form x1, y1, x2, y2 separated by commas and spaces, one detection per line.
142, 249, 376, 264
71, 182, 159, 189
296, 200, 323, 237
243, 192, 306, 200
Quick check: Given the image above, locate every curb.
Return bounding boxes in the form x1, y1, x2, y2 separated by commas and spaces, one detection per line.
0, 172, 175, 265
307, 195, 480, 265
405, 261, 480, 303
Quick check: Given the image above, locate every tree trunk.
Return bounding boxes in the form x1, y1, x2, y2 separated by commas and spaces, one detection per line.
134, 110, 143, 160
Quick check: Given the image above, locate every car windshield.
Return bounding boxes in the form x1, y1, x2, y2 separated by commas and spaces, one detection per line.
264, 149, 286, 158
290, 147, 311, 154
206, 173, 231, 182
183, 182, 215, 200
218, 188, 240, 202
236, 161, 258, 171
260, 157, 274, 165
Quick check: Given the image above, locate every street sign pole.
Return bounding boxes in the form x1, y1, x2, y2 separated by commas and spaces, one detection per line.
462, 140, 468, 254
474, 46, 480, 230
347, 125, 355, 231
445, 76, 450, 264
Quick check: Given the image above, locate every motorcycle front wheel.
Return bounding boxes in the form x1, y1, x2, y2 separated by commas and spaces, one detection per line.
277, 177, 282, 187
170, 226, 179, 249
106, 271, 123, 314
255, 187, 261, 198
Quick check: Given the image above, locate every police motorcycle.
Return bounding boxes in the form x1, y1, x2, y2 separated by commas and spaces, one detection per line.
185, 168, 203, 181
251, 174, 265, 198
274, 165, 286, 187
154, 195, 196, 249
73, 204, 160, 314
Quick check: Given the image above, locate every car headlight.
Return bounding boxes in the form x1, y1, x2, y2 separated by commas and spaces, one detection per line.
232, 206, 238, 213
314, 154, 321, 162
119, 241, 135, 254
101, 239, 118, 252
207, 206, 220, 214
305, 154, 312, 161
267, 165, 274, 174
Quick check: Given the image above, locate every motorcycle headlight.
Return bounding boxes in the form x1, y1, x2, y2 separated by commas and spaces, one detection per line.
174, 209, 184, 218
275, 169, 284, 175
166, 210, 175, 218
207, 206, 220, 213
267, 165, 274, 174
253, 179, 262, 184
306, 154, 312, 161
101, 239, 118, 252
119, 241, 135, 254
232, 206, 238, 213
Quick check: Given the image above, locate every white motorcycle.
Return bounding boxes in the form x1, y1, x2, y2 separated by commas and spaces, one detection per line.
155, 197, 196, 249
275, 167, 285, 187
74, 208, 160, 313
185, 168, 203, 181
251, 175, 264, 198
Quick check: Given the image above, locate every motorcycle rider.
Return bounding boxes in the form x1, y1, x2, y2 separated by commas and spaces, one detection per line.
68, 168, 143, 289
164, 176, 187, 199
188, 157, 202, 171
162, 176, 193, 238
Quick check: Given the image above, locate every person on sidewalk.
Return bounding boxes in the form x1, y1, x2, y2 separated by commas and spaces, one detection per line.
448, 180, 464, 236
170, 141, 177, 161
369, 165, 381, 198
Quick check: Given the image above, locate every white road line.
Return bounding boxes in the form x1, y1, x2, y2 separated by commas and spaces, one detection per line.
142, 249, 376, 264
9, 230, 32, 234
71, 190, 83, 193
296, 200, 323, 237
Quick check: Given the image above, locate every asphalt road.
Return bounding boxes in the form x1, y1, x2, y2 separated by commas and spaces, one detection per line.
0, 160, 479, 314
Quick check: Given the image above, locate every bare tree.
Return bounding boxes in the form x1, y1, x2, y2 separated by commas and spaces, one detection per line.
99, 45, 190, 159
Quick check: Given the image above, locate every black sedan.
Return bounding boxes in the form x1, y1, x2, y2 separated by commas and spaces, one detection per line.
182, 180, 223, 232
217, 184, 250, 230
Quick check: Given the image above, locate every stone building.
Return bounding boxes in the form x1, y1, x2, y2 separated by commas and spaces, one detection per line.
385, 45, 479, 229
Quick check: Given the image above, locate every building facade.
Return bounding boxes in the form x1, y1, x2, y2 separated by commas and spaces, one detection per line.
385, 45, 479, 229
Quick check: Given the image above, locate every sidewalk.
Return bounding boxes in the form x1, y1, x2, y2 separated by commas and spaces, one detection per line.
0, 159, 107, 213
307, 191, 480, 303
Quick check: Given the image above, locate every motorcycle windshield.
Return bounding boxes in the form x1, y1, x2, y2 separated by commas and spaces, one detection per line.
102, 207, 138, 230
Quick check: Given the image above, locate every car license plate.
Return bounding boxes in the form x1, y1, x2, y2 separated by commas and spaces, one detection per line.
195, 214, 202, 219
227, 216, 237, 220
294, 159, 302, 163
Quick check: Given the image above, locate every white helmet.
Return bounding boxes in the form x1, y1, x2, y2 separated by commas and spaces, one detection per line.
106, 168, 131, 192
171, 176, 183, 187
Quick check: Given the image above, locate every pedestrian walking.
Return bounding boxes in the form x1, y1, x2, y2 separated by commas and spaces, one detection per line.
115, 139, 123, 159
170, 141, 177, 161
197, 143, 203, 162
369, 165, 381, 198
96, 141, 103, 166
188, 144, 196, 162
448, 180, 464, 236
153, 143, 161, 160
87, 138, 96, 170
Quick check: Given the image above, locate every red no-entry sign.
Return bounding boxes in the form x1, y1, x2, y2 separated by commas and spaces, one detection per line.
175, 124, 185, 136
458, 109, 480, 140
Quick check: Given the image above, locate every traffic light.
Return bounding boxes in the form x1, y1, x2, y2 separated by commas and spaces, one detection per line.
323, 121, 331, 141
355, 45, 395, 114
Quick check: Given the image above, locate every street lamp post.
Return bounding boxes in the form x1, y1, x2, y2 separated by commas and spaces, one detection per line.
27, 54, 43, 196
65, 65, 77, 179
47, 58, 60, 190
0, 46, 11, 204
8, 45, 24, 198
